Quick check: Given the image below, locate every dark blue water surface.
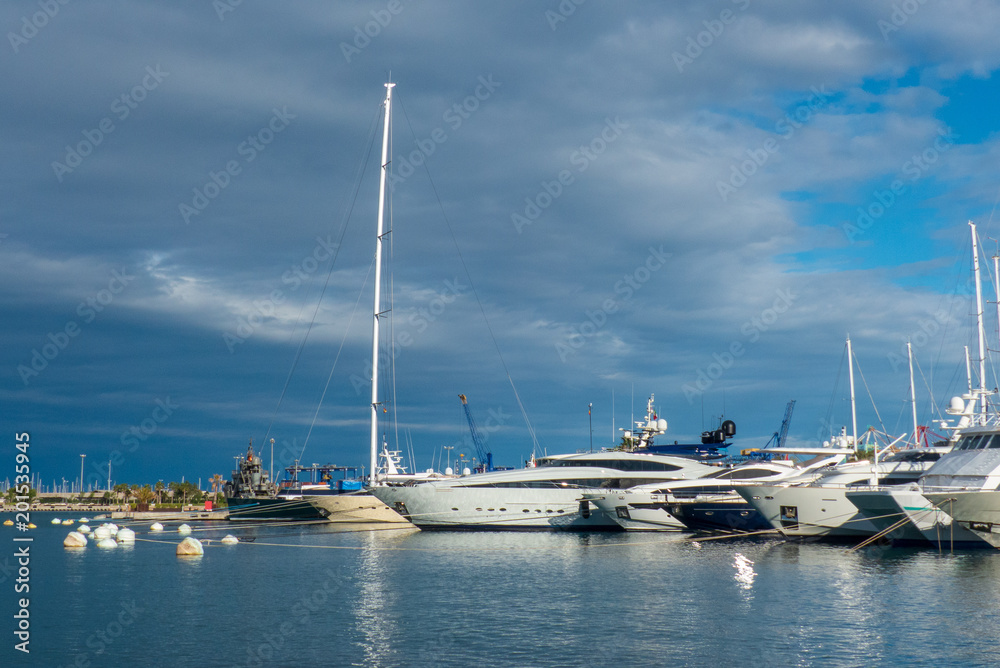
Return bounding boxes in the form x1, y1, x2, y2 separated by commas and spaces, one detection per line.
4, 512, 1000, 667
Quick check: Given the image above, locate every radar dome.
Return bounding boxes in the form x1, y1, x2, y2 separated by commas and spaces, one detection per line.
656, 419, 668, 431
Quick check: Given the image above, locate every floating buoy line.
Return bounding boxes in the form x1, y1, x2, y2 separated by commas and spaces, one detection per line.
35, 517, 758, 555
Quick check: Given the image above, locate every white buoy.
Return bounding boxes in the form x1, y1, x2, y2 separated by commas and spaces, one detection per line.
78, 524, 91, 534
93, 525, 113, 540
150, 522, 164, 532
176, 537, 204, 556
116, 527, 136, 544
177, 524, 192, 535
80, 517, 90, 523
221, 535, 239, 545
51, 518, 62, 524
96, 537, 118, 549
62, 519, 74, 525
107, 523, 119, 533
64, 531, 88, 548
3, 519, 13, 526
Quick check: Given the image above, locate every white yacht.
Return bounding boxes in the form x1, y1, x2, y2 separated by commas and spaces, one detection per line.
736, 444, 948, 539
846, 225, 1000, 547
848, 419, 1000, 548
585, 448, 850, 531
370, 450, 720, 530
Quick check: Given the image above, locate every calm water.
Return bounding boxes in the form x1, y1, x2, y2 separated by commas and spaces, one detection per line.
4, 512, 1000, 667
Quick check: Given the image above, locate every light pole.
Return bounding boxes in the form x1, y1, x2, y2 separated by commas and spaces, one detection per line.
588, 403, 593, 453
79, 454, 86, 497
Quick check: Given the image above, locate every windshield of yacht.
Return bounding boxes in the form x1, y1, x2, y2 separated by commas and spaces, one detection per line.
700, 467, 782, 480
541, 458, 686, 471
880, 449, 944, 462
954, 433, 1000, 451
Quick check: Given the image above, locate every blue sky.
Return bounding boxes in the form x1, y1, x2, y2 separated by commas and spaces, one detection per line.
5, 1, 1000, 491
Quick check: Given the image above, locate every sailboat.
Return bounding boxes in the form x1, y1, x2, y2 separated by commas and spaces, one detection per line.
299, 81, 438, 523
226, 83, 427, 524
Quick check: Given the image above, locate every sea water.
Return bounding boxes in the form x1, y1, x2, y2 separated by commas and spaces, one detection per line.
3, 513, 1000, 667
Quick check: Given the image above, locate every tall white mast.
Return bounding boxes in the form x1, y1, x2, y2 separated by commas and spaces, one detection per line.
847, 334, 857, 450
370, 82, 395, 485
908, 341, 918, 445
971, 221, 987, 415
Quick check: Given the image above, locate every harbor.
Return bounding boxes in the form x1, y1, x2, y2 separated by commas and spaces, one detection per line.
8, 1, 1000, 666
8, 513, 1000, 667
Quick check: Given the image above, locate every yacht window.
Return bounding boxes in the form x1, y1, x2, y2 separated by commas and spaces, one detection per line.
961, 435, 984, 450
726, 468, 778, 479
884, 450, 942, 462
547, 459, 682, 472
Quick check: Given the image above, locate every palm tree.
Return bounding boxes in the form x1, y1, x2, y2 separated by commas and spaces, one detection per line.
154, 480, 165, 505
168, 481, 182, 505
181, 481, 198, 506
113, 483, 130, 506
209, 474, 224, 505
135, 484, 155, 510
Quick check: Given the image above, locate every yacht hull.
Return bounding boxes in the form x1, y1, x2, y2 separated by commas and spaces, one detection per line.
587, 491, 685, 531
668, 500, 771, 534
305, 493, 412, 525
738, 485, 879, 538
225, 497, 327, 521
923, 490, 1000, 548
371, 485, 622, 530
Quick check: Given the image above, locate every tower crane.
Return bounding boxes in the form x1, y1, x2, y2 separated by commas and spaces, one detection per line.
458, 394, 494, 472
766, 400, 796, 448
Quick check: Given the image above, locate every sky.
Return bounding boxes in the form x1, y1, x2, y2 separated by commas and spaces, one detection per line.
5, 0, 1000, 491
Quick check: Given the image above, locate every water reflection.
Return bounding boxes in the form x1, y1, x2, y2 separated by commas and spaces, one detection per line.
733, 552, 756, 589
354, 529, 406, 667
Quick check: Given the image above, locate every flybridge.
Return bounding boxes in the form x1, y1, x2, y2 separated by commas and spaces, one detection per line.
619, 394, 735, 460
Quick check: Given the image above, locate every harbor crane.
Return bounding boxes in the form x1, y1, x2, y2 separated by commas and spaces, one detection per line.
765, 400, 796, 449
458, 394, 494, 472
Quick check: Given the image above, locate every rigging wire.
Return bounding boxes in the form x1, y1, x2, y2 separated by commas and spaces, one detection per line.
299, 257, 376, 460
395, 90, 540, 453
387, 111, 401, 462
262, 100, 384, 450
850, 347, 889, 437
823, 343, 847, 441
913, 352, 944, 424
